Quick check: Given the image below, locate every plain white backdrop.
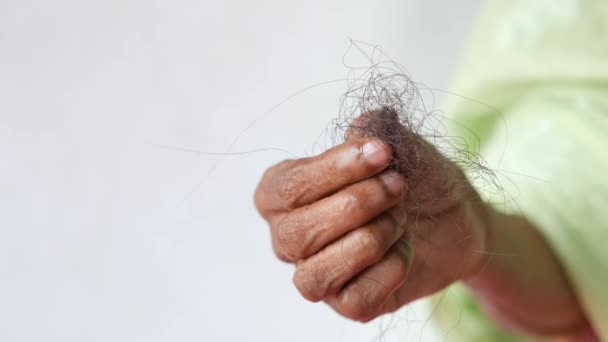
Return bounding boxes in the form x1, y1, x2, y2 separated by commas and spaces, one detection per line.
0, 0, 483, 341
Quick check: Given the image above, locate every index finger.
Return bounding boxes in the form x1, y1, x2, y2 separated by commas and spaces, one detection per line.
255, 138, 392, 214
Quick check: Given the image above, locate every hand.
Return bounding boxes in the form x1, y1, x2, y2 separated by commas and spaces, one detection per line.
254, 134, 490, 322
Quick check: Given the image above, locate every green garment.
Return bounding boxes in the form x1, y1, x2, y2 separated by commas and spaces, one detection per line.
433, 0, 608, 340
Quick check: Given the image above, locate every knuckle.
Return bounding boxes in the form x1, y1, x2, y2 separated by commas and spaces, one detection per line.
275, 165, 303, 209
352, 228, 385, 263
341, 190, 363, 213
335, 287, 377, 322
271, 240, 293, 262
274, 216, 306, 261
255, 159, 294, 213
293, 265, 325, 302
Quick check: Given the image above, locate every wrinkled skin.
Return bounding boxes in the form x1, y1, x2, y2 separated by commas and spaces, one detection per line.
254, 131, 488, 322
254, 114, 593, 340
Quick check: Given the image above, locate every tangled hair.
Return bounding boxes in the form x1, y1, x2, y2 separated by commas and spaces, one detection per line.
331, 40, 501, 212
326, 42, 511, 341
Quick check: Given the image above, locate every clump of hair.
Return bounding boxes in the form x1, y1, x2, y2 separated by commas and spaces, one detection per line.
332, 40, 500, 213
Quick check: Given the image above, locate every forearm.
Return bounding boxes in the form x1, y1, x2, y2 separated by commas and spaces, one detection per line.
464, 205, 590, 337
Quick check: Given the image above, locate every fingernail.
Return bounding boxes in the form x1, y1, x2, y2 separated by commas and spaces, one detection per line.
362, 140, 390, 166
388, 203, 408, 225
381, 172, 405, 196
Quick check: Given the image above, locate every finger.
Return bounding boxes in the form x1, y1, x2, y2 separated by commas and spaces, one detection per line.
255, 138, 392, 216
325, 239, 413, 322
292, 204, 407, 302
272, 171, 406, 261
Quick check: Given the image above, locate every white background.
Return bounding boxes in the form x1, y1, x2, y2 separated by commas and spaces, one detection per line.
0, 0, 482, 341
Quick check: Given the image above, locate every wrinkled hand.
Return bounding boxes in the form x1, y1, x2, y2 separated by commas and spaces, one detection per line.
254, 135, 489, 322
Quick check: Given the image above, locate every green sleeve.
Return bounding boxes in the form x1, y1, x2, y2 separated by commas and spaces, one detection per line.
432, 0, 608, 340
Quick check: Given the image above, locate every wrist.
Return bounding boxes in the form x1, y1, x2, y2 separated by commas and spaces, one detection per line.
459, 206, 588, 335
